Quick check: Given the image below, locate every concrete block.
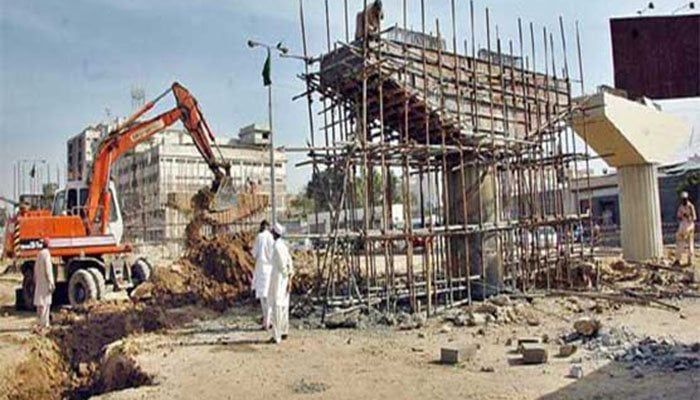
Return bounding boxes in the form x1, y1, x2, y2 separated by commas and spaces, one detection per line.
441, 344, 478, 364
516, 337, 541, 353
521, 343, 548, 364
517, 337, 541, 346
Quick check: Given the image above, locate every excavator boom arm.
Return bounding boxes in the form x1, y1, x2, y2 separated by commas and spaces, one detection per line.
84, 82, 230, 234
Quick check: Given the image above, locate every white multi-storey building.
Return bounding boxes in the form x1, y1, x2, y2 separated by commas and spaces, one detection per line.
66, 125, 108, 182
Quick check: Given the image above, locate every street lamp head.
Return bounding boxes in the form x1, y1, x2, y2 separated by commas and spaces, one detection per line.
276, 42, 289, 54
247, 40, 256, 49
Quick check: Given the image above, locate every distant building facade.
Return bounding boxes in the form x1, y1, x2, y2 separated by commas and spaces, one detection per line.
573, 160, 700, 244
112, 125, 286, 255
66, 125, 108, 182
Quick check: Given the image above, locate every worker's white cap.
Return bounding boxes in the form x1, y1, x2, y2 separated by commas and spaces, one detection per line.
681, 191, 689, 199
273, 222, 286, 236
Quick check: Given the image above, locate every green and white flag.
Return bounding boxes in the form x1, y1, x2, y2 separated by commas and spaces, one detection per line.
262, 52, 272, 86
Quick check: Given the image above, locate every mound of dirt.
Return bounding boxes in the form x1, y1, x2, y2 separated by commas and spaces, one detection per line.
131, 261, 242, 311
3, 337, 70, 400
184, 188, 256, 292
132, 187, 259, 312
187, 232, 255, 290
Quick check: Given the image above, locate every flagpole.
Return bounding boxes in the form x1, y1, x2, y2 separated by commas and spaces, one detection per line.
248, 39, 289, 226
267, 47, 277, 225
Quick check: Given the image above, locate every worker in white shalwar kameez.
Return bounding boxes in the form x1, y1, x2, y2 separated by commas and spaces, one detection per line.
675, 191, 697, 266
34, 238, 55, 333
269, 223, 293, 344
252, 220, 275, 330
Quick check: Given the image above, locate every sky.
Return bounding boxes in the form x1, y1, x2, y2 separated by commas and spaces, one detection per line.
1, 0, 698, 201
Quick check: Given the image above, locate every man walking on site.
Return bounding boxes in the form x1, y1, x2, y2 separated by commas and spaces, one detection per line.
675, 191, 697, 266
269, 223, 293, 344
34, 237, 54, 334
252, 220, 274, 330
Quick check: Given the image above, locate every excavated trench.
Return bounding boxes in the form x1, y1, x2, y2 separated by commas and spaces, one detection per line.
6, 188, 260, 399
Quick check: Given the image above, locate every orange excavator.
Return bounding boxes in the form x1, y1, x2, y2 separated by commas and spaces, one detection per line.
13, 82, 237, 308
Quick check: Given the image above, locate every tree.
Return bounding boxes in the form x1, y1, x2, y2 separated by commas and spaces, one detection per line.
305, 166, 345, 211
354, 169, 403, 206
289, 188, 315, 217
305, 167, 404, 212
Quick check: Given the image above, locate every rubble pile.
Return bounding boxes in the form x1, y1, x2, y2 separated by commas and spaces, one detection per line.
600, 259, 696, 298
566, 324, 700, 372
443, 295, 539, 328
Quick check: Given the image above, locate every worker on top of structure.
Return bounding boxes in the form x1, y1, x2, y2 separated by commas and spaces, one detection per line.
674, 191, 696, 266
354, 0, 383, 39
252, 220, 274, 330
33, 237, 54, 334
269, 222, 293, 344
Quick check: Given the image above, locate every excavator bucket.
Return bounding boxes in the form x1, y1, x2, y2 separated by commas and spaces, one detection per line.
210, 176, 238, 212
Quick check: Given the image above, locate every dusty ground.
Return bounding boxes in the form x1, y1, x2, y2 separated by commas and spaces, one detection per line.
1, 251, 699, 400
84, 296, 699, 400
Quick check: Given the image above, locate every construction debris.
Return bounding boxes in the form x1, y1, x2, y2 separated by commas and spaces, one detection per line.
558, 344, 578, 358
132, 187, 260, 311
600, 258, 697, 299
579, 325, 700, 372
569, 364, 584, 379
573, 317, 601, 337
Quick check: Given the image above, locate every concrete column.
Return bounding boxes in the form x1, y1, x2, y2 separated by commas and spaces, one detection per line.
447, 165, 502, 297
618, 163, 663, 261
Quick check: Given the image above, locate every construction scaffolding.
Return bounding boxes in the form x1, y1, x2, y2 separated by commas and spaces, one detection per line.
292, 0, 594, 316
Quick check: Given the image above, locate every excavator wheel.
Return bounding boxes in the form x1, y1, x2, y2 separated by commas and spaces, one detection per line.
19, 262, 35, 311
87, 267, 107, 300
68, 269, 98, 306
131, 258, 152, 287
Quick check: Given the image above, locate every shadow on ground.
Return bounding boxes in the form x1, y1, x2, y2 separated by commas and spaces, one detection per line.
539, 353, 699, 399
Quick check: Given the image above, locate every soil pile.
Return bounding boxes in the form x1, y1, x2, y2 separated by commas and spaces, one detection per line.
186, 231, 255, 293
131, 261, 242, 311
133, 188, 257, 310
185, 188, 255, 293
3, 337, 70, 400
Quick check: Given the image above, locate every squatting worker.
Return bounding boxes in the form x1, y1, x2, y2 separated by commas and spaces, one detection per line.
675, 191, 697, 266
34, 237, 55, 333
270, 222, 293, 344
252, 220, 274, 330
